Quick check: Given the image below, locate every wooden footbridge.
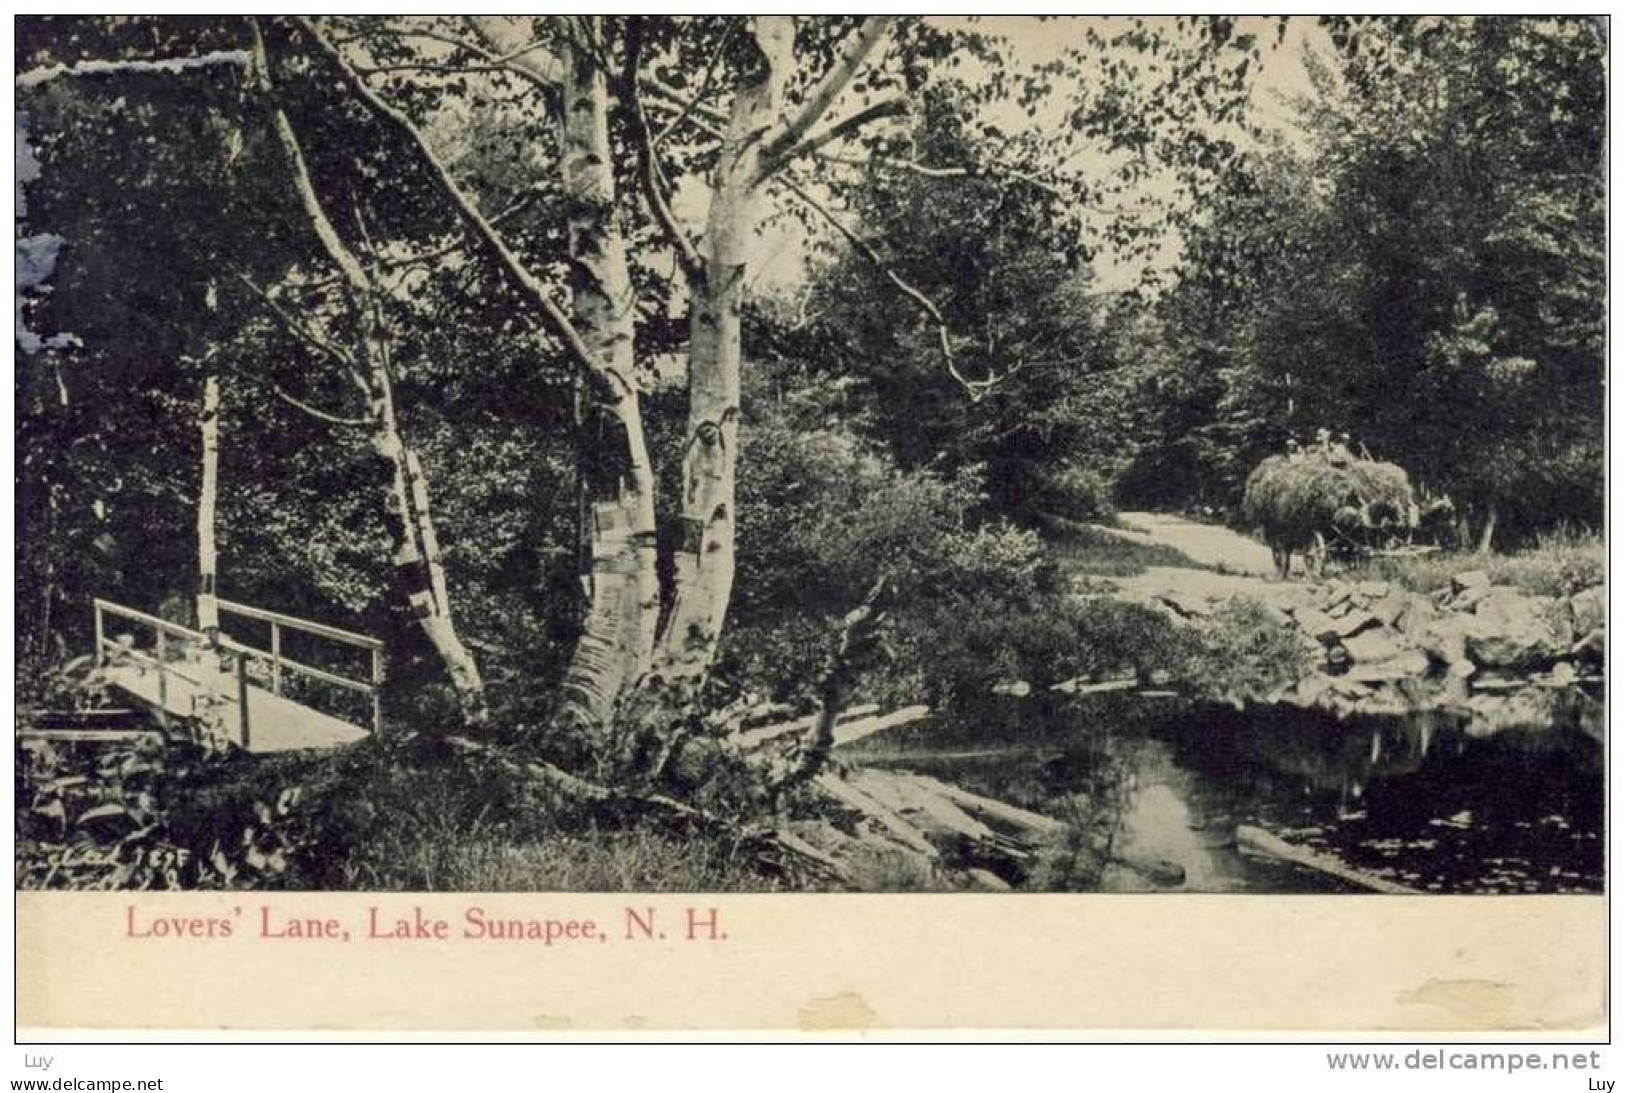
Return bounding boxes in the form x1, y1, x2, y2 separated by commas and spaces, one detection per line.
90, 598, 382, 753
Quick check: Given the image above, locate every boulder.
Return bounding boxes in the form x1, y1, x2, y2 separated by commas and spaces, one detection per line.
1333, 609, 1381, 639
1571, 628, 1605, 665
1370, 590, 1413, 628
1453, 584, 1492, 611
1570, 585, 1606, 636
1294, 607, 1342, 644
1155, 589, 1214, 619
1342, 630, 1430, 681
1356, 580, 1392, 600
1416, 614, 1475, 676
1465, 588, 1564, 670
1320, 582, 1353, 611
1342, 627, 1409, 663
1451, 569, 1491, 594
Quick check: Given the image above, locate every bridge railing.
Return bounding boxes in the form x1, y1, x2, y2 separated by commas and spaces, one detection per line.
92, 599, 252, 744
215, 598, 383, 736
92, 598, 384, 745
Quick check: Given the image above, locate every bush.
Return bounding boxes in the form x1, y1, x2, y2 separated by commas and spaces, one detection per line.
1034, 463, 1116, 524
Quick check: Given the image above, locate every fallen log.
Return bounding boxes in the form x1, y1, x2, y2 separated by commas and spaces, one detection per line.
909, 775, 1067, 839
1049, 675, 1138, 696
814, 772, 939, 861
833, 705, 930, 747
851, 770, 1003, 847
1236, 824, 1421, 895
733, 704, 880, 749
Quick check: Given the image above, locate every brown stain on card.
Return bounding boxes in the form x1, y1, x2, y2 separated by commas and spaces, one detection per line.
1396, 978, 1517, 1027
798, 992, 878, 1030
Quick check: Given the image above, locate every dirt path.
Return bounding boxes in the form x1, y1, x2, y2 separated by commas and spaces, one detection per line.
1114, 511, 1276, 577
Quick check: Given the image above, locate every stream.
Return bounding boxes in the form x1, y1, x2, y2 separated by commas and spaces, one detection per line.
849, 692, 1604, 894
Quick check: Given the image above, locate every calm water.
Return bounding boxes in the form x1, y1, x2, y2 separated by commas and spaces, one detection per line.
851, 692, 1604, 894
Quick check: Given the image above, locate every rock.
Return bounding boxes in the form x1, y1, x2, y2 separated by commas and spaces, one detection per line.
1354, 683, 1413, 717
1394, 596, 1438, 636
1465, 688, 1561, 737
1155, 589, 1214, 619
1345, 649, 1431, 682
1571, 627, 1606, 664
1451, 569, 1491, 594
1539, 661, 1578, 689
1326, 644, 1351, 668
1357, 580, 1392, 600
1541, 596, 1576, 649
1570, 585, 1606, 636
1453, 584, 1492, 611
1321, 582, 1353, 611
1465, 588, 1563, 670
1342, 628, 1407, 663
1292, 673, 1334, 706
1417, 614, 1475, 677
1471, 675, 1524, 694
1333, 609, 1381, 639
1294, 607, 1342, 644
1370, 590, 1412, 628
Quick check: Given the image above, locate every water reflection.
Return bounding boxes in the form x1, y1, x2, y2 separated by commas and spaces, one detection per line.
854, 694, 1603, 894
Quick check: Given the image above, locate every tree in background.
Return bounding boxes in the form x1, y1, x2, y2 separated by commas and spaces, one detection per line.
1130, 17, 1604, 547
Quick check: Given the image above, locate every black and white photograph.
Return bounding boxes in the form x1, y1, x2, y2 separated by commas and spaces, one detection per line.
12, 11, 1610, 1045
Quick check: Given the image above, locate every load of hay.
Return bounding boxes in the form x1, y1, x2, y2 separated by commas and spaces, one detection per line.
1242, 443, 1417, 577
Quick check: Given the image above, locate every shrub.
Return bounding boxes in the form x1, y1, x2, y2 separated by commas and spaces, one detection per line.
1035, 463, 1116, 524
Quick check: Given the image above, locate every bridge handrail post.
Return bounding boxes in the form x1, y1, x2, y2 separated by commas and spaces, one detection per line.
93, 601, 105, 668
370, 648, 384, 737
270, 620, 282, 697
237, 651, 251, 749
154, 627, 169, 727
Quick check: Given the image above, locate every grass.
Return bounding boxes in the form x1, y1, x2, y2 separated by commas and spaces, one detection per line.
1044, 517, 1206, 578
1353, 527, 1605, 599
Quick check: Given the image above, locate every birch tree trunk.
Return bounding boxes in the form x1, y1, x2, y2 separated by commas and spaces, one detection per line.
196, 371, 220, 634
252, 20, 486, 725
549, 20, 660, 730
655, 18, 796, 680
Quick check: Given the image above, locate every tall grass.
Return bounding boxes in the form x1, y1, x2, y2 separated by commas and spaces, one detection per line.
1356, 526, 1605, 598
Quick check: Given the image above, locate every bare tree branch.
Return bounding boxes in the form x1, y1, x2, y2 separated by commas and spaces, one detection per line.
268, 381, 371, 427
622, 18, 706, 285
228, 268, 358, 374
16, 49, 250, 89
761, 95, 908, 179
761, 17, 896, 163
815, 151, 1070, 200
774, 176, 1023, 402
291, 16, 604, 379
651, 21, 738, 147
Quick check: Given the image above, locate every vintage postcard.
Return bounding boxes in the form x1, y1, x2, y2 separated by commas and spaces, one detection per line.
13, 13, 1607, 1036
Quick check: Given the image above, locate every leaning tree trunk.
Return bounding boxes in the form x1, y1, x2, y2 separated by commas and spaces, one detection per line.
252, 20, 486, 725
196, 371, 220, 634
549, 20, 660, 731
362, 331, 487, 724
656, 18, 794, 681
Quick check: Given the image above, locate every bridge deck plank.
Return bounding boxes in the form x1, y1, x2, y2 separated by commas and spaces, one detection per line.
103, 662, 367, 753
